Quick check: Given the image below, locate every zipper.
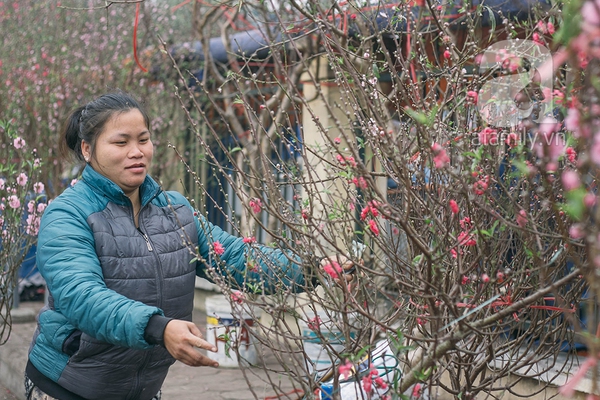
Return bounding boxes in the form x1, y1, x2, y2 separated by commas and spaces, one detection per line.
139, 230, 153, 252
130, 350, 151, 399
138, 219, 164, 310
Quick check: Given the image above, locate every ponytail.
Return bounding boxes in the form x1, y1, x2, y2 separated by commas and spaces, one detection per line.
60, 106, 85, 162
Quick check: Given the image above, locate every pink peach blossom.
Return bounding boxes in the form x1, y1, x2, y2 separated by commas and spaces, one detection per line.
368, 219, 380, 236
8, 195, 20, 209
569, 224, 585, 240
478, 127, 498, 145
26, 214, 40, 236
516, 210, 528, 227
307, 316, 321, 331
458, 231, 476, 246
338, 360, 353, 380
231, 291, 245, 304
466, 90, 478, 105
412, 383, 423, 397
249, 198, 262, 214
213, 241, 225, 255
584, 194, 597, 208
362, 375, 373, 393
352, 176, 368, 189
449, 199, 459, 214
13, 137, 25, 149
473, 180, 488, 195
460, 217, 471, 230
533, 118, 565, 163
33, 182, 44, 194
562, 170, 581, 191
591, 139, 600, 166
323, 261, 342, 279
565, 108, 581, 137
505, 132, 519, 148
431, 142, 450, 168
16, 173, 28, 187
566, 147, 577, 163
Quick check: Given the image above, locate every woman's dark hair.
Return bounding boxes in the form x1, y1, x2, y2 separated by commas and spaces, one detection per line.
60, 91, 150, 162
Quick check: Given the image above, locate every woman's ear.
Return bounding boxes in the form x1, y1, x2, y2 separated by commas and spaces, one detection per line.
81, 141, 91, 163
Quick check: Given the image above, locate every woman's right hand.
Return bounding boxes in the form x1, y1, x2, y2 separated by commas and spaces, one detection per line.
163, 320, 219, 367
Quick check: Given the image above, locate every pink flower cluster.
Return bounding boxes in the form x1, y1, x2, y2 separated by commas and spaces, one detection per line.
473, 177, 489, 195
449, 199, 459, 214
361, 364, 388, 394
536, 20, 555, 35
352, 176, 368, 189
516, 210, 527, 227
213, 241, 225, 255
336, 154, 358, 168
368, 219, 380, 236
457, 231, 476, 247
466, 90, 478, 105
532, 118, 565, 170
360, 200, 380, 220
307, 315, 321, 331
26, 213, 41, 235
16, 173, 28, 187
248, 198, 262, 214
431, 142, 450, 169
323, 261, 342, 279
338, 360, 353, 380
242, 236, 256, 244
231, 291, 245, 304
13, 137, 26, 149
478, 127, 498, 145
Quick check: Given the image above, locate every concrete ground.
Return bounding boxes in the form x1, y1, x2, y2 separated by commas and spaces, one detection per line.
0, 299, 302, 400
0, 384, 17, 400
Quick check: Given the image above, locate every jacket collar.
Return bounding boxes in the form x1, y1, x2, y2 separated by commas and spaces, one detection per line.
81, 164, 161, 207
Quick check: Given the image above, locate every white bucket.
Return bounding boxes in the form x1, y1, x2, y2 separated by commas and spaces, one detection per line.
205, 294, 259, 368
298, 310, 356, 376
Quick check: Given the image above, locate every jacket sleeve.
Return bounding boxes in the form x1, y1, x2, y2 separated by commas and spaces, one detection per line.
167, 192, 313, 294
37, 199, 163, 349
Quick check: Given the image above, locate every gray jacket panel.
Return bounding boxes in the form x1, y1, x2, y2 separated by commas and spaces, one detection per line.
56, 201, 198, 400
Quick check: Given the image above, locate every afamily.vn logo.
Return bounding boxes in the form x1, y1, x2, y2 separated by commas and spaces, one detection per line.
476, 39, 555, 129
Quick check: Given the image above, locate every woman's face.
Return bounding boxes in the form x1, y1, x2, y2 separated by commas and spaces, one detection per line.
81, 109, 154, 197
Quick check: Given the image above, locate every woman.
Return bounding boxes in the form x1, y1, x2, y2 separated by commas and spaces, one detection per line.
25, 92, 346, 400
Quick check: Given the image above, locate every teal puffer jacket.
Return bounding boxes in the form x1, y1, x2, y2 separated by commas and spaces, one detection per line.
28, 165, 308, 400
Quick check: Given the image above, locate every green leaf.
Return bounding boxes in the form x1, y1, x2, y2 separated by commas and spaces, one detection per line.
554, 0, 583, 46
372, 63, 380, 79
414, 367, 431, 380
562, 187, 587, 221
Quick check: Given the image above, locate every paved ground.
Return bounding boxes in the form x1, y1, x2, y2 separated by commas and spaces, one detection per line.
0, 299, 304, 400
0, 385, 17, 400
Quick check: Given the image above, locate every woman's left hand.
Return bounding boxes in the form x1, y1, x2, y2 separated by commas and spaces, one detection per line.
320, 255, 358, 287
